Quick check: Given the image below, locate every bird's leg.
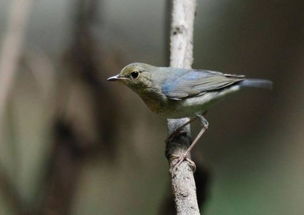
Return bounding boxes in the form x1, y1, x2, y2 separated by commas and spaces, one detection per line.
172, 114, 209, 172
166, 116, 197, 143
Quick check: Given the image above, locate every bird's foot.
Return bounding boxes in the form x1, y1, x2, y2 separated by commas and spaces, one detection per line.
171, 153, 196, 172
195, 113, 209, 128
167, 114, 208, 173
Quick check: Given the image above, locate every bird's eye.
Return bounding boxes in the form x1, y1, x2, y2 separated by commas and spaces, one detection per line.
130, 71, 139, 79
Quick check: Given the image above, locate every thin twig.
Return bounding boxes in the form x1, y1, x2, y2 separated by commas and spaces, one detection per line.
166, 0, 200, 214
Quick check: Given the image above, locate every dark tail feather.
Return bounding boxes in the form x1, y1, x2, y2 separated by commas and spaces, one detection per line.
240, 79, 273, 89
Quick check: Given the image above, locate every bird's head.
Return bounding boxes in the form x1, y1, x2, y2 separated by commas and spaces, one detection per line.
107, 63, 154, 90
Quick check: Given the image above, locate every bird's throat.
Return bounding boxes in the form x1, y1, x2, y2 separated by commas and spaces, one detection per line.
138, 89, 166, 114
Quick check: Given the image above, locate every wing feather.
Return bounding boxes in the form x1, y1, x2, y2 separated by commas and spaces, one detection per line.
161, 69, 244, 99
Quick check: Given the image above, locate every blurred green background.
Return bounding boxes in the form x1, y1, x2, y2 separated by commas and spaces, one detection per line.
0, 0, 303, 214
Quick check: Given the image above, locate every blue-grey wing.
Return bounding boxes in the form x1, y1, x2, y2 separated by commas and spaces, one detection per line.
161, 69, 244, 99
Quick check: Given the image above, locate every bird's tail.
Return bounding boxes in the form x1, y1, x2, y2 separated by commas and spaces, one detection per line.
240, 79, 273, 89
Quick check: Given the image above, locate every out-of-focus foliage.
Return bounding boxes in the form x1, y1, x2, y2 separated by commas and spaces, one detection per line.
0, 0, 303, 214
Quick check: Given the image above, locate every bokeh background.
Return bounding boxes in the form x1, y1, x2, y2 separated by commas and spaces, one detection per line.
0, 0, 303, 214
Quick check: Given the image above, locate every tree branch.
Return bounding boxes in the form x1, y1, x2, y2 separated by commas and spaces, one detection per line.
0, 0, 32, 213
166, 0, 200, 214
0, 0, 33, 124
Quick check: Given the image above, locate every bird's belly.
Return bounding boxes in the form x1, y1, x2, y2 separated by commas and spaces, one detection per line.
160, 95, 216, 118
160, 85, 241, 118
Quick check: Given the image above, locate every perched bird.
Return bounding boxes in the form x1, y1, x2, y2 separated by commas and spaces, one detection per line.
107, 63, 272, 167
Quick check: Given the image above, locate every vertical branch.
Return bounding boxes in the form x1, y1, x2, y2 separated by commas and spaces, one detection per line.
166, 0, 200, 215
0, 0, 32, 214
0, 164, 25, 215
36, 1, 104, 214
37, 0, 119, 214
68, 0, 118, 156
169, 0, 195, 69
0, 0, 33, 124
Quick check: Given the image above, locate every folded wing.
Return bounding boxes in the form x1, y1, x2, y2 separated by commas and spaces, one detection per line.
161, 69, 244, 100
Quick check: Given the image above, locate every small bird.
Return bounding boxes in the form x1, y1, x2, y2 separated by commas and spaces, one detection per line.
108, 63, 272, 167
